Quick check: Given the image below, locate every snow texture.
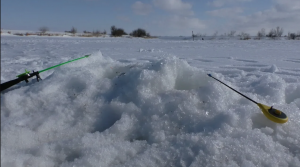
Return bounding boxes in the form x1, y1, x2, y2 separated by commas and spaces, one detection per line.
1, 35, 300, 167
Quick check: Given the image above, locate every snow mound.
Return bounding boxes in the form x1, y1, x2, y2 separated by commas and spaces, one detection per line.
262, 64, 279, 73
1, 52, 300, 167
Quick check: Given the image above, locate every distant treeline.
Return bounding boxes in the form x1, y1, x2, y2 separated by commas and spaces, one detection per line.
193, 26, 300, 40
43, 25, 153, 38
59, 26, 152, 38
2, 25, 299, 40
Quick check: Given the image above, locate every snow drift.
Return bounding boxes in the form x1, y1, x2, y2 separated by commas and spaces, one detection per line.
1, 37, 300, 167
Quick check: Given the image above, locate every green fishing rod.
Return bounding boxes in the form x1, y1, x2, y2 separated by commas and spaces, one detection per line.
1, 55, 90, 92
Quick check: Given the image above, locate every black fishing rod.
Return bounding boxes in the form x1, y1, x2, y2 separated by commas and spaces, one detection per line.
1, 55, 90, 92
207, 74, 288, 124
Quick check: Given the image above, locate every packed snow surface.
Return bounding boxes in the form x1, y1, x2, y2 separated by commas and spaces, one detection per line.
1, 36, 300, 167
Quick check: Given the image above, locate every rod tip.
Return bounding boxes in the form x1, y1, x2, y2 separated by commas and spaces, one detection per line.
207, 74, 212, 77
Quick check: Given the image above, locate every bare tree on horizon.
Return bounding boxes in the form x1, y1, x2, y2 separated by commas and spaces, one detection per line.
257, 28, 266, 39
70, 27, 77, 35
228, 30, 236, 37
39, 26, 49, 34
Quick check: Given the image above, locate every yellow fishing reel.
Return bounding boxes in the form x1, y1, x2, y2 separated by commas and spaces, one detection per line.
257, 103, 288, 124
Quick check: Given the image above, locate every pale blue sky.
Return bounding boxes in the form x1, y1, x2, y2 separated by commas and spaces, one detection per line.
1, 0, 300, 36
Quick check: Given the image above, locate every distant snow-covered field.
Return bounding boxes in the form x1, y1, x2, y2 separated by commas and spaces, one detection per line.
1, 35, 300, 167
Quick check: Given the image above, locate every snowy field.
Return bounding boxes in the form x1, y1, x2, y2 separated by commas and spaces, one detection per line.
1, 35, 300, 167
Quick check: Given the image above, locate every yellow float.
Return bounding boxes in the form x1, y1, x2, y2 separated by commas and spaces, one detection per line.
208, 74, 288, 124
